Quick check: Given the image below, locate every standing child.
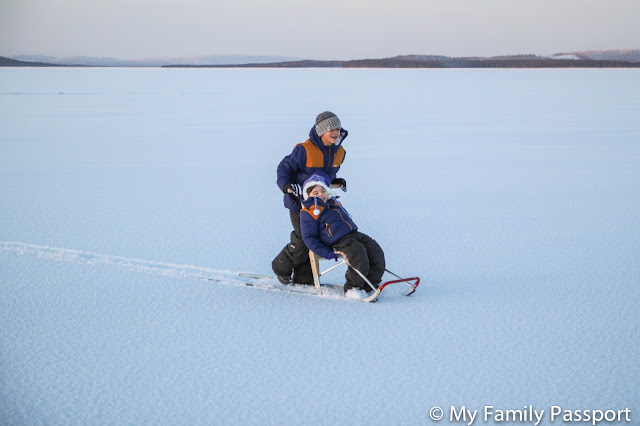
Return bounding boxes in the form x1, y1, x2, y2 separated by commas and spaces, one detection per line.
299, 172, 386, 294
272, 112, 348, 285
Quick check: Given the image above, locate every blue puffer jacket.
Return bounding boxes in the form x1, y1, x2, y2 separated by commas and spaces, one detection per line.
276, 126, 348, 211
300, 196, 358, 259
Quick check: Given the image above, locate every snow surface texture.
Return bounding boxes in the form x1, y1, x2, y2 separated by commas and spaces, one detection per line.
1, 68, 639, 425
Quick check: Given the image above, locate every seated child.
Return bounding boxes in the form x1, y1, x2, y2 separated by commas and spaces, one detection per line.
299, 172, 386, 293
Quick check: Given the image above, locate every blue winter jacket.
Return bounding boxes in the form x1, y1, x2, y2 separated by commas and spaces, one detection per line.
300, 196, 358, 259
277, 126, 348, 211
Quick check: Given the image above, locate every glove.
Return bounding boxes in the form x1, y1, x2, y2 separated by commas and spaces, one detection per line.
325, 250, 339, 261
284, 183, 302, 197
331, 178, 347, 192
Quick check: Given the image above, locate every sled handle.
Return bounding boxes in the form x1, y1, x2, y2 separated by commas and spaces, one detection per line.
378, 277, 420, 296
384, 268, 419, 289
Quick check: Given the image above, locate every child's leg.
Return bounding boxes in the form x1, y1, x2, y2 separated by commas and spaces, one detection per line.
334, 233, 370, 291
359, 233, 386, 286
289, 210, 313, 284
271, 210, 313, 284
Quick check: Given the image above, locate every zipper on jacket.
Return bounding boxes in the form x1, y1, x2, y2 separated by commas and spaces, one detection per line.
328, 203, 353, 231
325, 148, 333, 173
325, 223, 333, 237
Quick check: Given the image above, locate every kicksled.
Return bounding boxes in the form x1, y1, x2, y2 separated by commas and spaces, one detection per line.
238, 251, 419, 303
310, 250, 420, 303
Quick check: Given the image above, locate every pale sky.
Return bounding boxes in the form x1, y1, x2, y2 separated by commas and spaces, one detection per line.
1, 0, 639, 60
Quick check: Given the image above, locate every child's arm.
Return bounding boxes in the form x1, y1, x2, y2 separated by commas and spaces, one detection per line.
276, 144, 306, 192
300, 211, 337, 260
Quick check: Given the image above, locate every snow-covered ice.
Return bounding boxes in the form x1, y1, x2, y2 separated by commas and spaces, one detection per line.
1, 67, 639, 425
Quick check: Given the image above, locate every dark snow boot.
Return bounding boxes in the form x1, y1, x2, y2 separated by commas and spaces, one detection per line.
292, 262, 314, 285
272, 247, 294, 285
276, 275, 293, 285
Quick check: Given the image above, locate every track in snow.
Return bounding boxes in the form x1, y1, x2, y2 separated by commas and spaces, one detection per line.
0, 241, 349, 300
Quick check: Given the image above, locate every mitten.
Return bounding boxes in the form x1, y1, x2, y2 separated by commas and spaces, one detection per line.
325, 250, 339, 261
331, 178, 347, 192
284, 183, 302, 197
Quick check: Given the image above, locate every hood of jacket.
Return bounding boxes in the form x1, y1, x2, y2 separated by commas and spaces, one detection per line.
308, 126, 348, 153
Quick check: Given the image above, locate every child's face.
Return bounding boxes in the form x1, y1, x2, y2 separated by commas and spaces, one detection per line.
308, 185, 329, 202
320, 128, 341, 146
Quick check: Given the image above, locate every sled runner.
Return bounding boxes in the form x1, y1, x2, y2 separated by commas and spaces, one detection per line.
236, 272, 348, 299
309, 250, 420, 303
233, 252, 420, 303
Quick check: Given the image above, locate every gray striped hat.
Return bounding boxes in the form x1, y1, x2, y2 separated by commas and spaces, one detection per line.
315, 111, 341, 137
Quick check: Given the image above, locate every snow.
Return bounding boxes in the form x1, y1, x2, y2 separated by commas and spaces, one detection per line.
1, 67, 639, 425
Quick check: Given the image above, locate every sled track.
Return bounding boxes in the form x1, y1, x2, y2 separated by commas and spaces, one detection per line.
1, 241, 415, 302
0, 241, 267, 290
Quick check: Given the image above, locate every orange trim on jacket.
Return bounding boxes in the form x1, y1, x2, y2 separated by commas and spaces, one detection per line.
298, 139, 345, 170
300, 204, 324, 220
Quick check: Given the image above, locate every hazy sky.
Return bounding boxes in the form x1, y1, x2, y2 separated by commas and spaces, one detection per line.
1, 0, 639, 59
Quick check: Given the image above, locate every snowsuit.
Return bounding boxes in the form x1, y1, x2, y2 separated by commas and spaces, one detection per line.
300, 190, 385, 292
272, 127, 348, 284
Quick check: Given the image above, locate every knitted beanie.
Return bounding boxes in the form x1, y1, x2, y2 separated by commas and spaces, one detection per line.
315, 111, 341, 137
302, 171, 336, 200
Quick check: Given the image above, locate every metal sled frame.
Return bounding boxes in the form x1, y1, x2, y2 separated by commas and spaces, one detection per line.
309, 250, 420, 303
309, 250, 346, 289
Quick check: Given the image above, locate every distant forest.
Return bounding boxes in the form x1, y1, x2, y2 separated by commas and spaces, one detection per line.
342, 56, 640, 68
0, 56, 78, 67
3, 54, 640, 69
164, 56, 640, 69
163, 60, 344, 68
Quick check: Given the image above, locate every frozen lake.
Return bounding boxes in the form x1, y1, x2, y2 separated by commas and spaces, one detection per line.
1, 67, 639, 425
